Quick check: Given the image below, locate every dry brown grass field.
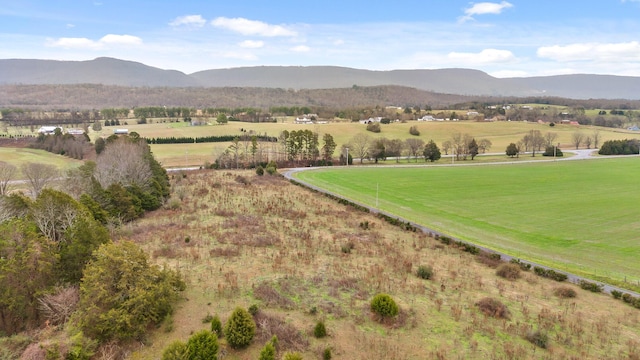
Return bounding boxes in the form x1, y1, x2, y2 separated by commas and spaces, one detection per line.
89, 120, 640, 167
123, 169, 640, 359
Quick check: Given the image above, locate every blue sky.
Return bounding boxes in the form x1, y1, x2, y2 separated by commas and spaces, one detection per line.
2, 1, 640, 77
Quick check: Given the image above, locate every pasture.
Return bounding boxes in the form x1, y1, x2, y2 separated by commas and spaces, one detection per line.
85, 120, 640, 167
294, 157, 640, 286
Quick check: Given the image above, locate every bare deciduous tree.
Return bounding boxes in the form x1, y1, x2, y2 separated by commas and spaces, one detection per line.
544, 132, 558, 147
95, 139, 152, 189
38, 286, 79, 326
572, 131, 585, 150
30, 189, 82, 243
0, 162, 18, 196
348, 133, 372, 164
20, 162, 58, 197
592, 130, 601, 149
404, 138, 425, 162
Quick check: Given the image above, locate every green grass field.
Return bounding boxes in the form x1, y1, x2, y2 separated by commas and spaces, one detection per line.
0, 147, 82, 175
294, 157, 640, 285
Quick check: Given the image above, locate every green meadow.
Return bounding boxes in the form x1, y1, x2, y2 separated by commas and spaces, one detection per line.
294, 157, 640, 285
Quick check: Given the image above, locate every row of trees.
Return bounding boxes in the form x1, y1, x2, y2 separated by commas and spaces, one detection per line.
215, 130, 338, 168
343, 134, 448, 164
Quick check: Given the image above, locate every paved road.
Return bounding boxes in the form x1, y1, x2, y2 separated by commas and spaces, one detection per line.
283, 151, 640, 298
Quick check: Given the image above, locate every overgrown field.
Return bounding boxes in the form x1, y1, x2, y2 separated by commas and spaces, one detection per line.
125, 170, 640, 359
294, 157, 640, 288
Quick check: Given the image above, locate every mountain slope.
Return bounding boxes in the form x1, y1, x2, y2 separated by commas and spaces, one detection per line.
1, 57, 640, 99
0, 57, 199, 87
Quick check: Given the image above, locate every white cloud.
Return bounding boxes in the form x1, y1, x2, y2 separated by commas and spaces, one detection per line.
47, 34, 142, 49
459, 1, 513, 22
239, 40, 264, 48
291, 45, 310, 53
48, 37, 101, 49
66, 23, 75, 28
211, 17, 297, 37
537, 41, 640, 62
447, 49, 516, 64
99, 34, 142, 45
169, 15, 206, 28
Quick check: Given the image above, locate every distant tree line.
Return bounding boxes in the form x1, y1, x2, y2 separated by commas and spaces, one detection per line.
30, 130, 91, 160
146, 134, 278, 145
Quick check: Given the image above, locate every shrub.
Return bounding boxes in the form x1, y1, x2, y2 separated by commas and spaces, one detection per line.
509, 258, 531, 271
256, 166, 265, 176
496, 263, 521, 280
341, 241, 354, 254
475, 297, 510, 319
622, 293, 634, 304
370, 293, 399, 319
313, 320, 327, 338
578, 280, 603, 293
409, 125, 420, 136
210, 315, 223, 338
553, 286, 577, 299
416, 265, 433, 280
161, 340, 187, 360
533, 266, 567, 282
186, 330, 218, 360
224, 307, 256, 349
366, 122, 381, 133
323, 347, 332, 360
202, 313, 213, 323
248, 304, 260, 316
258, 341, 276, 360
282, 352, 304, 360
526, 330, 549, 349
611, 290, 623, 299
266, 166, 277, 175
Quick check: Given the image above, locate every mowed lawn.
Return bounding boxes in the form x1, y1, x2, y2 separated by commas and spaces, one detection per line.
295, 157, 640, 283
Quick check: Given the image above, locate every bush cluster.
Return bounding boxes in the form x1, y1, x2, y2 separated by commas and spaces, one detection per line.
509, 258, 532, 271
598, 139, 640, 155
578, 280, 603, 293
476, 297, 511, 319
553, 286, 577, 298
370, 293, 399, 319
496, 263, 521, 280
526, 330, 549, 349
416, 265, 434, 280
533, 266, 568, 282
366, 122, 381, 133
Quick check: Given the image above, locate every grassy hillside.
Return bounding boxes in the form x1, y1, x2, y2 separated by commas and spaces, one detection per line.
123, 170, 640, 359
294, 158, 640, 287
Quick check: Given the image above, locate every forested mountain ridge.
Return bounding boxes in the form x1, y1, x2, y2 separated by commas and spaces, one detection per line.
1, 57, 640, 100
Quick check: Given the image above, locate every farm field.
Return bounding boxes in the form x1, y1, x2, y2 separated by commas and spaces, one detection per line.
294, 157, 640, 286
0, 147, 82, 173
83, 120, 640, 167
124, 170, 640, 359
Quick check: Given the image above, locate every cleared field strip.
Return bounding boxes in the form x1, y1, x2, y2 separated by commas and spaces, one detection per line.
293, 158, 640, 284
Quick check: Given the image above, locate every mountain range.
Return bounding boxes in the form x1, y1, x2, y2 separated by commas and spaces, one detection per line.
1, 57, 639, 100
